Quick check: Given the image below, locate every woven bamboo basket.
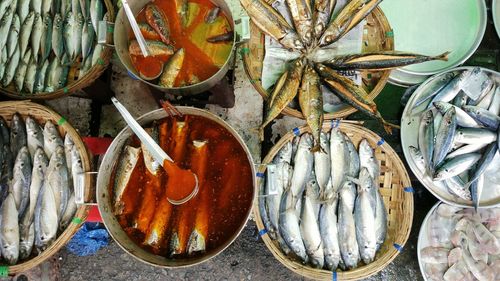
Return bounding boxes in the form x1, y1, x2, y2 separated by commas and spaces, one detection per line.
0, 101, 92, 275
254, 121, 413, 280
242, 5, 394, 120
0, 0, 115, 100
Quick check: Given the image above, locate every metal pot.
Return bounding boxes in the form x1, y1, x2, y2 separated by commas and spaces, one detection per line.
95, 107, 256, 267
114, 0, 238, 96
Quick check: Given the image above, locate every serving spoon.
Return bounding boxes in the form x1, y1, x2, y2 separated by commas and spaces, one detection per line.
121, 0, 149, 57
112, 97, 199, 205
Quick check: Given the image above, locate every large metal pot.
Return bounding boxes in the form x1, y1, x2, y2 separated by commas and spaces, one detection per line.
95, 107, 256, 267
114, 0, 237, 96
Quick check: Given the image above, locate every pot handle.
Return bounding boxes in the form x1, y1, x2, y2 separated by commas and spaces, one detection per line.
75, 171, 98, 206
235, 16, 250, 44
97, 21, 115, 47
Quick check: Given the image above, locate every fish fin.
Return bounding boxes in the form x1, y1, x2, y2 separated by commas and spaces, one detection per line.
346, 176, 360, 185
310, 143, 324, 153
435, 51, 450, 62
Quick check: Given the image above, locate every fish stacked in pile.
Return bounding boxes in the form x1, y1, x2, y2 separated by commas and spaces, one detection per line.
421, 204, 500, 281
0, 114, 81, 265
240, 0, 449, 145
409, 68, 500, 209
0, 0, 107, 94
259, 128, 387, 270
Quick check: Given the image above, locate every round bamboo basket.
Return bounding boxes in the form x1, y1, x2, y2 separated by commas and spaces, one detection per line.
242, 6, 394, 120
254, 121, 413, 280
0, 0, 115, 100
0, 101, 92, 275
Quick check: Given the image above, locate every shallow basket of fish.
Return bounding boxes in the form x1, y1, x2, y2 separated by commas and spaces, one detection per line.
401, 66, 500, 208
0, 101, 91, 275
255, 121, 413, 280
0, 0, 114, 100
241, 1, 394, 120
417, 202, 500, 281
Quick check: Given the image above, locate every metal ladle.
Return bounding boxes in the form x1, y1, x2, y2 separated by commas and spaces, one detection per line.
111, 97, 199, 205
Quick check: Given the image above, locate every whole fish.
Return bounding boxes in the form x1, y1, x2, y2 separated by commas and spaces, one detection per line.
63, 12, 75, 61
70, 13, 84, 62
19, 12, 35, 59
2, 45, 20, 87
42, 0, 52, 13
330, 128, 348, 193
316, 64, 399, 133
34, 59, 50, 93
45, 56, 69, 92
467, 142, 497, 185
145, 3, 170, 45
46, 146, 69, 218
24, 55, 38, 94
259, 59, 304, 139
90, 0, 103, 32
1, 193, 19, 265
19, 222, 34, 260
159, 48, 184, 88
60, 0, 71, 15
17, 0, 29, 23
453, 128, 497, 145
26, 148, 48, 225
463, 105, 500, 130
319, 195, 340, 270
91, 43, 104, 67
345, 134, 360, 178
81, 19, 94, 62
0, 117, 12, 182
113, 146, 140, 215
10, 113, 27, 158
374, 186, 387, 250
300, 185, 324, 268
12, 147, 32, 219
259, 172, 275, 239
314, 132, 330, 198
427, 69, 474, 108
313, 0, 336, 39
206, 31, 234, 43
409, 145, 425, 173
338, 180, 359, 269
433, 101, 481, 128
52, 13, 64, 60
273, 140, 293, 164
14, 50, 31, 92
488, 86, 500, 116
267, 162, 291, 238
446, 142, 488, 159
411, 71, 455, 109
26, 116, 44, 160
43, 121, 63, 158
298, 66, 323, 152
64, 134, 74, 172
324, 51, 449, 71
205, 6, 220, 24
286, 0, 314, 46
34, 183, 58, 250
444, 176, 471, 201
289, 133, 314, 199
240, 0, 303, 50
70, 144, 83, 195
470, 174, 484, 211
432, 107, 457, 170
31, 13, 43, 63
433, 153, 481, 181
0, 49, 7, 80
128, 40, 174, 57
418, 109, 434, 174
40, 14, 53, 62
174, 0, 188, 28
6, 14, 19, 59
279, 189, 308, 262
355, 168, 377, 264
0, 0, 13, 20
453, 92, 468, 108
59, 193, 77, 230
358, 138, 379, 185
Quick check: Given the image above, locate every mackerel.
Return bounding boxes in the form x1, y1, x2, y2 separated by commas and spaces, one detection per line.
6, 14, 19, 59
26, 116, 44, 159
1, 193, 19, 264
43, 121, 63, 159
432, 107, 457, 170
338, 180, 359, 269
11, 146, 31, 219
427, 69, 473, 108
24, 55, 38, 94
34, 59, 50, 93
463, 105, 500, 130
40, 14, 53, 62
319, 195, 340, 270
289, 133, 314, 199
418, 109, 434, 174
52, 13, 64, 60
330, 128, 348, 193
279, 189, 308, 262
433, 101, 481, 128
31, 13, 43, 63
314, 132, 330, 198
300, 185, 324, 268
433, 153, 481, 181
355, 168, 377, 264
453, 128, 497, 145
113, 146, 140, 215
0, 6, 14, 55
19, 12, 35, 59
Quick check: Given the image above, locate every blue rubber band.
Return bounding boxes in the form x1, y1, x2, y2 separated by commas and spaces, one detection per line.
403, 187, 415, 193
331, 119, 340, 128
292, 127, 300, 136
332, 271, 337, 281
393, 243, 403, 252
256, 172, 265, 178
258, 229, 268, 236
377, 138, 385, 146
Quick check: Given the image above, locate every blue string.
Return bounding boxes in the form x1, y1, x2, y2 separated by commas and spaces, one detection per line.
393, 243, 403, 252
377, 138, 385, 146
292, 127, 300, 136
258, 229, 268, 236
331, 119, 340, 128
256, 172, 265, 178
332, 271, 337, 281
403, 187, 415, 193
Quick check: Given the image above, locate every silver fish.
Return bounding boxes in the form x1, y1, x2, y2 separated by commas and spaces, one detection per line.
453, 128, 497, 145
258, 172, 274, 240
19, 12, 35, 59
43, 57, 58, 92
355, 168, 377, 264
314, 132, 330, 198
433, 153, 481, 181
42, 0, 52, 14
91, 43, 103, 66
409, 145, 425, 173
427, 69, 473, 108
319, 195, 340, 270
26, 116, 44, 160
264, 163, 278, 238
59, 193, 76, 230
433, 101, 481, 128
6, 14, 19, 59
31, 13, 43, 63
34, 182, 58, 250
14, 49, 31, 92
467, 142, 498, 185
488, 86, 500, 116
330, 128, 349, 193
300, 185, 324, 268
78, 55, 93, 78
374, 186, 387, 251
1, 193, 19, 264
81, 19, 94, 62
413, 72, 456, 108
0, 6, 14, 51
2, 45, 20, 87
476, 84, 496, 109
47, 55, 69, 91
17, 0, 29, 23
446, 142, 488, 159
433, 107, 457, 170
444, 176, 471, 201
338, 180, 359, 269
71, 13, 84, 61
0, 0, 14, 20
453, 92, 468, 108
46, 146, 69, 218
359, 138, 379, 185
63, 12, 75, 61
34, 59, 50, 93
52, 13, 64, 60
463, 105, 500, 130
345, 134, 360, 178
10, 113, 27, 158
289, 134, 314, 199
19, 222, 34, 260
113, 146, 140, 215
24, 55, 38, 94
470, 174, 484, 211
64, 134, 74, 173
40, 14, 53, 62
273, 140, 293, 164
60, 0, 71, 15
0, 49, 7, 81
267, 162, 291, 239
43, 121, 63, 159
70, 145, 83, 191
12, 146, 31, 219
279, 189, 308, 262
90, 0, 103, 33
80, 0, 90, 18
26, 148, 48, 225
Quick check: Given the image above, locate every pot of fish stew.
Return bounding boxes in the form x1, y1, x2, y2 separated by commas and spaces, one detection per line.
255, 122, 413, 280
114, 0, 236, 96
96, 107, 255, 267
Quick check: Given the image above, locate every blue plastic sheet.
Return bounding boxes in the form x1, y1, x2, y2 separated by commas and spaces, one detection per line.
66, 223, 110, 256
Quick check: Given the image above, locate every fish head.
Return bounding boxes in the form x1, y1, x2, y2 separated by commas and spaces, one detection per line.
26, 117, 41, 136
359, 167, 373, 190
298, 133, 313, 149
360, 244, 376, 264
342, 250, 359, 269
2, 243, 18, 265
443, 107, 456, 124
359, 139, 374, 157
274, 141, 293, 163
432, 102, 447, 114
14, 147, 30, 170
54, 14, 62, 27
279, 31, 304, 51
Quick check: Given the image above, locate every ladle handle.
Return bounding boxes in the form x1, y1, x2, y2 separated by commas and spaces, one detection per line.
121, 0, 149, 57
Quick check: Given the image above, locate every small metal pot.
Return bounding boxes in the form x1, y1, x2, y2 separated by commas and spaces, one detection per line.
95, 107, 256, 267
114, 0, 237, 96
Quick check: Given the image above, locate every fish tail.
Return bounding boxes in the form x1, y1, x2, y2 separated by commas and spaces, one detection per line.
435, 51, 450, 61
